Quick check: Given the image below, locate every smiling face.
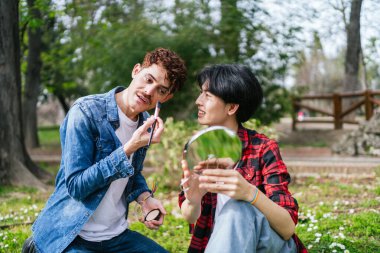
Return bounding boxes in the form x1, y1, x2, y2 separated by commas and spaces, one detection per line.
196, 83, 239, 130
122, 63, 173, 119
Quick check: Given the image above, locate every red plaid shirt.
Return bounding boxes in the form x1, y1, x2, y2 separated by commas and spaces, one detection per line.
179, 125, 307, 253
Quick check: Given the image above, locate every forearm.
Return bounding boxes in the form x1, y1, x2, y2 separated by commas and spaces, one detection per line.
180, 199, 202, 224
65, 146, 134, 200
126, 172, 151, 203
248, 185, 295, 240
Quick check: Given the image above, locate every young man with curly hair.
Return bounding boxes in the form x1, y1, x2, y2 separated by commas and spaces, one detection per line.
23, 48, 187, 253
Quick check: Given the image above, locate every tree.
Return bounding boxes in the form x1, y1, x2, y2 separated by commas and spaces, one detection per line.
343, 0, 363, 93
0, 0, 49, 188
22, 0, 44, 148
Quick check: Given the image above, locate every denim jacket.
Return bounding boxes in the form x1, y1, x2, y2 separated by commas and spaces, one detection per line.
32, 87, 150, 253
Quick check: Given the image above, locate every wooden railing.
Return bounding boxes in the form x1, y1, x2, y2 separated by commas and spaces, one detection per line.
292, 90, 380, 130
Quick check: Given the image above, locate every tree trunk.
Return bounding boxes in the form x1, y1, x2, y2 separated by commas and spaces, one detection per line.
0, 0, 50, 189
343, 0, 363, 119
57, 93, 70, 114
23, 0, 43, 148
220, 0, 241, 62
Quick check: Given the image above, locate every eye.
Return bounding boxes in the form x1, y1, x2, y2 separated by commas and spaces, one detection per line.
158, 88, 169, 96
144, 75, 153, 83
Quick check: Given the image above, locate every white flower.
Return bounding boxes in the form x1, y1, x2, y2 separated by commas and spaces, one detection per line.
339, 232, 346, 239
339, 226, 344, 230
319, 201, 324, 206
332, 250, 337, 253
349, 209, 355, 214
344, 250, 350, 253
337, 243, 346, 249
307, 244, 313, 249
323, 213, 332, 218
315, 233, 322, 237
329, 242, 337, 248
307, 228, 312, 232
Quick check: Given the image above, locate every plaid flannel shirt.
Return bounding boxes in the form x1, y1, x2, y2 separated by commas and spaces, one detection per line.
179, 125, 307, 253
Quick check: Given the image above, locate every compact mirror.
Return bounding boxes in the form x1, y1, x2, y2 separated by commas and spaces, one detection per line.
183, 126, 242, 171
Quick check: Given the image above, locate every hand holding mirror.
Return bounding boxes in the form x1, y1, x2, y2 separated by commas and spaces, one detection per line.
183, 126, 242, 173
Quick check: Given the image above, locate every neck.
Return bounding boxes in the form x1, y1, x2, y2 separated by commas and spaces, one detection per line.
209, 118, 239, 133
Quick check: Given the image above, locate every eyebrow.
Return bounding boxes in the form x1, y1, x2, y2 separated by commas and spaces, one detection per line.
146, 73, 171, 90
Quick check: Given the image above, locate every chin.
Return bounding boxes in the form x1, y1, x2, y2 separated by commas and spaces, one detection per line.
197, 118, 209, 126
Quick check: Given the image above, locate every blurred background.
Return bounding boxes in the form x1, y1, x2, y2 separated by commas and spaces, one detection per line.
0, 0, 380, 252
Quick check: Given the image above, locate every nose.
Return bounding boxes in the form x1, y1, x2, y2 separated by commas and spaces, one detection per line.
195, 94, 203, 106
144, 84, 155, 96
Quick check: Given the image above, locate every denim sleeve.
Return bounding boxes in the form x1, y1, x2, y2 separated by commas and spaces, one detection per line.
63, 105, 134, 201
126, 172, 151, 203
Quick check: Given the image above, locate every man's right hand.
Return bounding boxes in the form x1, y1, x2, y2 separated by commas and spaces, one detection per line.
123, 116, 164, 156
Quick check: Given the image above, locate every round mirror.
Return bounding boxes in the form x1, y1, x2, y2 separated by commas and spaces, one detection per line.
183, 126, 242, 171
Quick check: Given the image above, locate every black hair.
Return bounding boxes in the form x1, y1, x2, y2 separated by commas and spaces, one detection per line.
197, 64, 263, 123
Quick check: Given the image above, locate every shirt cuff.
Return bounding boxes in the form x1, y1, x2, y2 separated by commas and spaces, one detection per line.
110, 146, 134, 178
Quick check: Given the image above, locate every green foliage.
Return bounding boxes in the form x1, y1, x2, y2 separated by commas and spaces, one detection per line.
30, 0, 304, 124
254, 84, 293, 125
145, 118, 200, 190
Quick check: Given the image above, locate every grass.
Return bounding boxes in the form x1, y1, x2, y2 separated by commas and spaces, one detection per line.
1, 125, 379, 252
0, 176, 379, 253
37, 125, 61, 148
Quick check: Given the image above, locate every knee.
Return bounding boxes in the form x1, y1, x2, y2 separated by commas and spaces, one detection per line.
219, 199, 265, 223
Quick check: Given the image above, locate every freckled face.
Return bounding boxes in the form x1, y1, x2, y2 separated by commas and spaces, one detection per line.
195, 83, 230, 127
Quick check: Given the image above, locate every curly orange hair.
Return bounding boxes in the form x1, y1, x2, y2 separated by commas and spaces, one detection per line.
142, 48, 187, 93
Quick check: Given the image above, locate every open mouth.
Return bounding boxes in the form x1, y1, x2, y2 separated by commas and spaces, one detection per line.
198, 109, 205, 117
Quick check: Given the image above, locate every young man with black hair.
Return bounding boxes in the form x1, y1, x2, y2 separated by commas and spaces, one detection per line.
179, 64, 307, 253
23, 48, 187, 253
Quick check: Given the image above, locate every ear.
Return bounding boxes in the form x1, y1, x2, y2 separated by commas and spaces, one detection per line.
131, 64, 141, 78
227, 103, 239, 116
161, 93, 174, 103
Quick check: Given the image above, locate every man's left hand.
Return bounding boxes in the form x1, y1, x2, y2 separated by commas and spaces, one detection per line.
140, 197, 167, 230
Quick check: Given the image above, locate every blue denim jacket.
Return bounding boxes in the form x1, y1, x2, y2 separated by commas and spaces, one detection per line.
32, 87, 150, 253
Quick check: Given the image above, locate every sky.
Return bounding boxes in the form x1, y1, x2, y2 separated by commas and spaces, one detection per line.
262, 0, 380, 58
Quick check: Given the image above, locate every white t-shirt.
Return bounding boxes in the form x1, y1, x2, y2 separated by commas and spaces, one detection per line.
79, 106, 139, 242
215, 193, 231, 220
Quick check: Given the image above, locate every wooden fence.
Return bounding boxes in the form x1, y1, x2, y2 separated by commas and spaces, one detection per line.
292, 90, 380, 130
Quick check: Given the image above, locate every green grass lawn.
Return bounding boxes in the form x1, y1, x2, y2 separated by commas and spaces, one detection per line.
0, 175, 379, 253
2, 125, 378, 252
